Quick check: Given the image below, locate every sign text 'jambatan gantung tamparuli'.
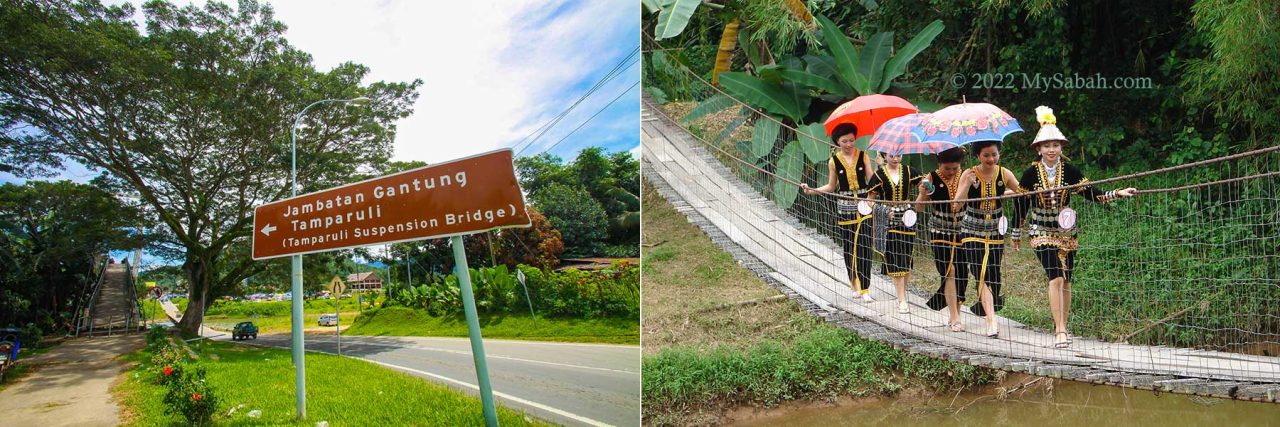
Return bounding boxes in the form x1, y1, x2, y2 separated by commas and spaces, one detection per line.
252, 149, 530, 259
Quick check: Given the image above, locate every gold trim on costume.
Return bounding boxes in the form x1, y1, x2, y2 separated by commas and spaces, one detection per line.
961, 237, 1005, 245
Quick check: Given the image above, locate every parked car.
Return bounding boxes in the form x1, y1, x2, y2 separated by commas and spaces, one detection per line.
318, 313, 338, 327
232, 322, 258, 340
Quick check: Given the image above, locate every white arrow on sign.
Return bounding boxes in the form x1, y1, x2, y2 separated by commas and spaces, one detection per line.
260, 224, 278, 236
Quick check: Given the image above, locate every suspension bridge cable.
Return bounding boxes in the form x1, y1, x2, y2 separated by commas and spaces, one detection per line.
512, 47, 640, 154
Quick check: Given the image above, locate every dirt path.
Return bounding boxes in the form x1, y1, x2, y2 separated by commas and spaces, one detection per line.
0, 334, 143, 426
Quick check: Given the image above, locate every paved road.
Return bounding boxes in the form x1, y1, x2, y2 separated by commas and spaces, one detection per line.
211, 333, 640, 426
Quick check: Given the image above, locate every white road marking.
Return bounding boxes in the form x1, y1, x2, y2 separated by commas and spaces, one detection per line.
366, 359, 618, 427
301, 336, 639, 375
226, 336, 623, 426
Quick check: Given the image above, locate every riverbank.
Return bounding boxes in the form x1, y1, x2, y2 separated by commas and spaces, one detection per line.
641, 180, 1000, 425
730, 373, 1280, 426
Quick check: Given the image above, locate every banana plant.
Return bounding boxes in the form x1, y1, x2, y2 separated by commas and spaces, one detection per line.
681, 14, 944, 209
813, 15, 945, 96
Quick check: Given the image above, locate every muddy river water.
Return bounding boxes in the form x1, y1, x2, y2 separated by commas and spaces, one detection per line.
730, 376, 1280, 426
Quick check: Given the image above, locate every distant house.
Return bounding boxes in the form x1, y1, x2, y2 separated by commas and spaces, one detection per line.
345, 272, 383, 291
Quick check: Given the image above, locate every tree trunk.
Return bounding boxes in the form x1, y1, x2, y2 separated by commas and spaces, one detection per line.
176, 253, 213, 334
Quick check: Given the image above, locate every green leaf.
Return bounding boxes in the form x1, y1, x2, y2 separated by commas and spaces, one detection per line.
641, 0, 663, 14
816, 15, 864, 93
780, 82, 812, 120
774, 141, 804, 209
654, 0, 701, 40
736, 140, 754, 161
644, 87, 669, 104
804, 54, 854, 96
796, 122, 831, 163
682, 95, 735, 125
757, 64, 784, 84
779, 56, 805, 70
738, 27, 763, 68
858, 32, 894, 93
855, 135, 874, 152
650, 51, 674, 75
910, 97, 945, 113
751, 119, 780, 160
719, 72, 801, 120
804, 54, 839, 79
779, 68, 844, 94
715, 112, 750, 144
880, 20, 944, 93
814, 157, 829, 187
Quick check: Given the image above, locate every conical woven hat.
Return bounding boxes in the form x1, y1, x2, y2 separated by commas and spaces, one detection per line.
1032, 106, 1067, 146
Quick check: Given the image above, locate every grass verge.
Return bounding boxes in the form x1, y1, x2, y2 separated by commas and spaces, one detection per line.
641, 177, 999, 425
114, 339, 546, 426
348, 306, 640, 345
0, 339, 61, 392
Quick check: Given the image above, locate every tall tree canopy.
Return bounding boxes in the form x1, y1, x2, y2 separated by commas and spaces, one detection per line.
517, 148, 640, 257
0, 0, 421, 333
0, 180, 142, 332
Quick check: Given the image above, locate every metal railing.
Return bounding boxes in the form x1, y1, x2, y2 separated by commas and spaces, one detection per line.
124, 259, 145, 333
72, 255, 110, 337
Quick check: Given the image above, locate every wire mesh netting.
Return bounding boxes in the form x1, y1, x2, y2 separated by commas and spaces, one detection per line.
642, 42, 1280, 385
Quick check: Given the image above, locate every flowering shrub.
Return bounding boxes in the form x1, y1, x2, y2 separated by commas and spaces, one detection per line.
161, 364, 219, 424
147, 331, 218, 424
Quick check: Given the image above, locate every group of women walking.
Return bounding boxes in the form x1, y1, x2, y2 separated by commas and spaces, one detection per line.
803, 106, 1137, 348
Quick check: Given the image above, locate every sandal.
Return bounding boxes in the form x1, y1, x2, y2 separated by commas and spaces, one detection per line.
986, 324, 999, 338
897, 301, 909, 314
949, 321, 966, 333
1054, 332, 1070, 349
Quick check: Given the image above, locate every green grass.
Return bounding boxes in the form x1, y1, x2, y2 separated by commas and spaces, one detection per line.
347, 306, 639, 345
644, 325, 999, 425
115, 339, 547, 426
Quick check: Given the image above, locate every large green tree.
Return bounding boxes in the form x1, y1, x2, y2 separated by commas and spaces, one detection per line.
516, 148, 640, 257
0, 0, 421, 333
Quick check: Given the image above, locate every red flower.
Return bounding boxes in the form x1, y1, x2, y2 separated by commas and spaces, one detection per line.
192, 393, 203, 401
163, 366, 174, 376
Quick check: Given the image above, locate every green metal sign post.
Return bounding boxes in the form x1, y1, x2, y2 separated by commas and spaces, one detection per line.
453, 235, 499, 426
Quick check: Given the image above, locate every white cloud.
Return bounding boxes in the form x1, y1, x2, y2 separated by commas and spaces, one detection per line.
265, 0, 639, 163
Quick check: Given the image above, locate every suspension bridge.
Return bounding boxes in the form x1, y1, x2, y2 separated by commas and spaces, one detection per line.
641, 96, 1280, 403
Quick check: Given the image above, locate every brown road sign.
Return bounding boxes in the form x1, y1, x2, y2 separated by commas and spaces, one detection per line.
252, 149, 530, 260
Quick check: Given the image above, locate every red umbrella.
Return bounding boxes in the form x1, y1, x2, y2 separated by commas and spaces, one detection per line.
823, 94, 918, 138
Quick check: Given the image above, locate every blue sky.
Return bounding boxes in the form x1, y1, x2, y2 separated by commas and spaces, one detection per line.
262, 0, 640, 163
7, 0, 640, 266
